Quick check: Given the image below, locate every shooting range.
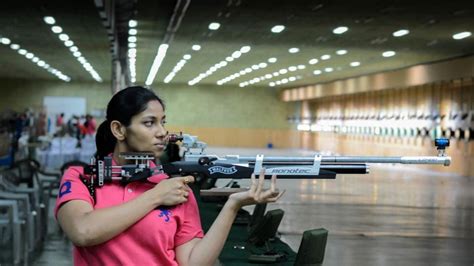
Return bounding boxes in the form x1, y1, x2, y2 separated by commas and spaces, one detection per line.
0, 0, 473, 265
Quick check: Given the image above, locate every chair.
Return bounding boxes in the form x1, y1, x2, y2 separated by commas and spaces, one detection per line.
0, 199, 26, 265
294, 228, 328, 266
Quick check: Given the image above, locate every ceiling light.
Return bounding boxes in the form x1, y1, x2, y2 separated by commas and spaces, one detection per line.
43, 16, 56, 25
128, 42, 136, 48
259, 62, 267, 68
324, 67, 333, 72
25, 53, 34, 59
69, 46, 78, 52
18, 49, 27, 55
240, 46, 251, 53
297, 65, 305, 69
452, 31, 472, 40
32, 57, 39, 62
73, 51, 81, 57
232, 51, 242, 58
350, 61, 360, 67
146, 44, 169, 85
392, 29, 409, 37
336, 49, 347, 55
129, 20, 138, 28
192, 44, 201, 51
289, 47, 299, 53
10, 44, 19, 50
288, 66, 297, 71
268, 57, 277, 63
333, 26, 348, 34
382, 51, 396, 57
37, 61, 45, 67
309, 58, 319, 65
59, 34, 69, 41
313, 70, 322, 75
226, 56, 234, 62
64, 40, 73, 47
1, 37, 11, 45
183, 54, 191, 60
51, 26, 62, 33
128, 36, 137, 43
271, 25, 285, 33
269, 82, 276, 87
279, 69, 288, 74
251, 65, 259, 70
321, 54, 331, 60
208, 22, 220, 30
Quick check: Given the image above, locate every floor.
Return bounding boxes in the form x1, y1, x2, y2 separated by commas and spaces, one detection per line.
30, 146, 474, 265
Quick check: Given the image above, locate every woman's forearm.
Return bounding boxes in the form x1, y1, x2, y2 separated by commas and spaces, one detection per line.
60, 190, 159, 247
187, 200, 240, 265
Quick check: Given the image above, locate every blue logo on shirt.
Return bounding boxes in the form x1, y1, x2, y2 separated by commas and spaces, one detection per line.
158, 208, 172, 222
59, 181, 72, 198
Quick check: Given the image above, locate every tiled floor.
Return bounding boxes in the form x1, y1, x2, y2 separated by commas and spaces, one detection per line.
30, 146, 474, 265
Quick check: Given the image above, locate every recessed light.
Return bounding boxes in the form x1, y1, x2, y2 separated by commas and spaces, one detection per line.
240, 46, 251, 53
64, 40, 74, 47
288, 66, 297, 71
192, 44, 201, 51
25, 53, 34, 59
129, 29, 137, 35
336, 49, 347, 55
268, 57, 277, 63
289, 76, 296, 81
183, 54, 191, 60
69, 46, 78, 52
324, 67, 333, 72
271, 25, 285, 33
279, 69, 288, 74
128, 36, 137, 43
59, 34, 69, 41
382, 51, 396, 57
321, 54, 331, 60
128, 42, 136, 48
232, 51, 242, 58
269, 82, 276, 87
73, 51, 82, 57
297, 65, 306, 70
251, 65, 259, 70
32, 57, 39, 63
259, 62, 268, 68
309, 58, 319, 65
452, 31, 472, 40
10, 44, 19, 50
129, 20, 138, 27
313, 70, 322, 75
392, 29, 409, 37
208, 22, 221, 30
350, 61, 360, 67
43, 16, 56, 25
18, 49, 27, 55
289, 47, 299, 53
1, 38, 11, 45
51, 26, 63, 34
333, 26, 348, 34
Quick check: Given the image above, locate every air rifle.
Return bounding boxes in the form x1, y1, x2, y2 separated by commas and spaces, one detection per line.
79, 133, 451, 197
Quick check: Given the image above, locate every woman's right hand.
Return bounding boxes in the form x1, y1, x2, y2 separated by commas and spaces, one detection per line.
149, 176, 195, 206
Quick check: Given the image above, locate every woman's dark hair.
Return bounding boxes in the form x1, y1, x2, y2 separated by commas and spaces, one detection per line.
95, 86, 165, 158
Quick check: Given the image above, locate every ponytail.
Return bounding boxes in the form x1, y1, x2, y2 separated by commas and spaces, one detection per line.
95, 120, 116, 159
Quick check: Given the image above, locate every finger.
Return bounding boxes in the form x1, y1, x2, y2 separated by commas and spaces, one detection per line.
176, 176, 195, 184
183, 190, 189, 197
255, 168, 266, 197
249, 173, 257, 195
267, 189, 286, 202
261, 188, 280, 199
270, 174, 277, 193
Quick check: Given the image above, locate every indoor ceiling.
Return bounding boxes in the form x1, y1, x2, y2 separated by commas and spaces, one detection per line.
1, 0, 473, 90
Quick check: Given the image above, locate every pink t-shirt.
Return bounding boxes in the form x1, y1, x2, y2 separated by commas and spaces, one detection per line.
54, 160, 204, 265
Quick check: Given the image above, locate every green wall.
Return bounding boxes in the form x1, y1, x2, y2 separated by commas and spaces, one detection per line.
0, 79, 293, 129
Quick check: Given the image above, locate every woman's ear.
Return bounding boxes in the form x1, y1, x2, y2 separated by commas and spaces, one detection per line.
110, 120, 126, 141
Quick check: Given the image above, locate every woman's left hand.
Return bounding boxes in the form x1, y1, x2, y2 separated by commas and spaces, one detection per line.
227, 168, 285, 210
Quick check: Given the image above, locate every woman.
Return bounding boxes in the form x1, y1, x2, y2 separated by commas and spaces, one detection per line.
55, 86, 284, 265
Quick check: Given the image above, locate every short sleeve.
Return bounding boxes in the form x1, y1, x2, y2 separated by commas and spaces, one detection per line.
174, 191, 204, 247
54, 166, 94, 219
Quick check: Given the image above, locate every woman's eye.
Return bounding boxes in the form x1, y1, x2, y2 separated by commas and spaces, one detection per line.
161, 120, 167, 125
144, 121, 154, 127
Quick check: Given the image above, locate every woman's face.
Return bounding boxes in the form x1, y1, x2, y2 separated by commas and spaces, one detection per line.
123, 100, 167, 158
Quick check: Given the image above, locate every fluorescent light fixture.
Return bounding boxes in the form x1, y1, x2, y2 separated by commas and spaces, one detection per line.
321, 54, 331, 60
129, 20, 138, 27
268, 57, 277, 63
297, 65, 305, 70
128, 36, 137, 43
183, 54, 191, 60
43, 16, 56, 25
350, 61, 360, 67
192, 44, 201, 51
269, 82, 276, 87
288, 66, 297, 71
382, 51, 396, 57
336, 49, 347, 55
129, 29, 137, 35
309, 58, 319, 65
289, 47, 299, 53
18, 49, 27, 55
73, 51, 81, 57
0, 37, 11, 45
208, 22, 220, 30
25, 53, 34, 59
10, 44, 19, 50
259, 62, 267, 68
64, 40, 73, 47
51, 26, 62, 33
271, 25, 285, 33
69, 46, 78, 52
128, 42, 136, 48
333, 26, 348, 34
145, 43, 169, 85
392, 29, 409, 37
452, 31, 472, 40
279, 69, 288, 74
231, 51, 242, 58
324, 67, 333, 72
313, 70, 322, 75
